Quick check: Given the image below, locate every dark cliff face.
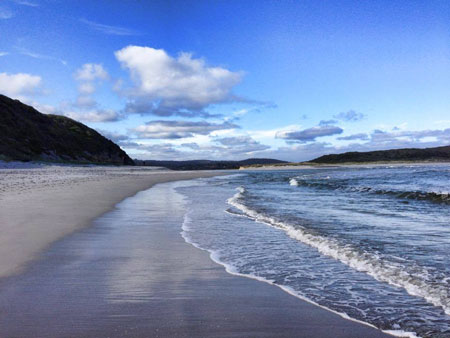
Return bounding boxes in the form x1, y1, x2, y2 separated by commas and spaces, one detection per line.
0, 94, 134, 165
310, 146, 450, 164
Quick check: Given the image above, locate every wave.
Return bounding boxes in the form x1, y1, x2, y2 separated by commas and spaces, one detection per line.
289, 178, 299, 186
228, 186, 450, 318
289, 177, 450, 204
182, 192, 419, 338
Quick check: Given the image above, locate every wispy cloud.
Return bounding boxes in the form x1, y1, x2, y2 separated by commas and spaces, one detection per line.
0, 7, 14, 19
80, 18, 139, 36
0, 52, 9, 57
13, 0, 39, 7
16, 47, 67, 65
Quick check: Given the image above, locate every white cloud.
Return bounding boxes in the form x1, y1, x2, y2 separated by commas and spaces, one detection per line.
65, 109, 120, 123
115, 46, 242, 115
73, 63, 109, 110
133, 120, 239, 139
0, 52, 9, 57
27, 101, 58, 115
0, 72, 42, 98
78, 82, 96, 95
74, 63, 108, 82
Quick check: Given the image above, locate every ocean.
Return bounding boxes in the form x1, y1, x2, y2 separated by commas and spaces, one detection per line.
176, 164, 450, 338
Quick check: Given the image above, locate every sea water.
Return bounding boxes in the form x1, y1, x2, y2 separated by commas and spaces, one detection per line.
176, 164, 450, 338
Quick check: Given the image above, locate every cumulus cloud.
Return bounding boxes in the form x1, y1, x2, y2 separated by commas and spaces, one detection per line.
276, 125, 343, 142
133, 120, 239, 139
0, 72, 42, 98
80, 18, 139, 36
334, 110, 365, 122
337, 133, 369, 141
115, 46, 242, 116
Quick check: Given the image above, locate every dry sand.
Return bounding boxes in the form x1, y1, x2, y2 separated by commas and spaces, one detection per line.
0, 164, 222, 278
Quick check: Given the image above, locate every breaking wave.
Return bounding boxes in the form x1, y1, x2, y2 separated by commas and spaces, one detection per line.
228, 186, 450, 316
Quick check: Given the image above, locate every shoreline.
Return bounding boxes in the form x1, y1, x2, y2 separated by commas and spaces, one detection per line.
182, 222, 411, 338
0, 165, 225, 278
0, 178, 393, 337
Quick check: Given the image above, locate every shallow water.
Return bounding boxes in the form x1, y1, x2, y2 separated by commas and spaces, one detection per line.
177, 165, 450, 337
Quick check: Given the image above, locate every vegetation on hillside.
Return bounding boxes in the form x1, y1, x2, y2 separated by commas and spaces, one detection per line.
0, 95, 134, 165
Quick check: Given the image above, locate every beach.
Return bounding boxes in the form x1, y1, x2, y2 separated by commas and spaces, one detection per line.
0, 164, 222, 278
0, 164, 392, 337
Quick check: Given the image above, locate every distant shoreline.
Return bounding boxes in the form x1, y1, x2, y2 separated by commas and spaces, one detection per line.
240, 160, 450, 170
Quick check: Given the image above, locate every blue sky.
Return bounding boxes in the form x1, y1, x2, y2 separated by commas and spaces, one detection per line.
1, 0, 449, 161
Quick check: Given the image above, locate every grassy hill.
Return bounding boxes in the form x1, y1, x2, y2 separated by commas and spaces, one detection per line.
0, 94, 134, 165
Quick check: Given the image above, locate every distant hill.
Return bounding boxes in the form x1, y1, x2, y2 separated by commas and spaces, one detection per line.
134, 158, 287, 170
310, 145, 450, 164
0, 94, 134, 165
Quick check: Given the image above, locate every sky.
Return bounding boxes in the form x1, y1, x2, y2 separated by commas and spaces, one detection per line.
0, 0, 449, 161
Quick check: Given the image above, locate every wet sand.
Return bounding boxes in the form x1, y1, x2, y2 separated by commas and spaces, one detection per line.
0, 165, 222, 278
0, 177, 392, 337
